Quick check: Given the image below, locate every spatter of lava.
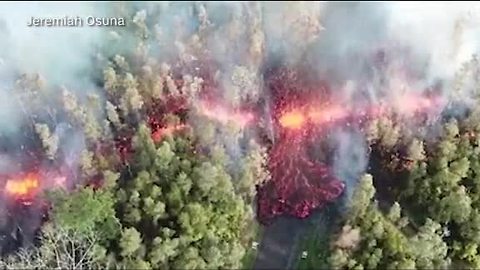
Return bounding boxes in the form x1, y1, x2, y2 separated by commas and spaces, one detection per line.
257, 132, 345, 223
5, 173, 39, 202
257, 76, 347, 223
196, 99, 256, 128
110, 61, 444, 224
3, 171, 66, 205
256, 67, 445, 224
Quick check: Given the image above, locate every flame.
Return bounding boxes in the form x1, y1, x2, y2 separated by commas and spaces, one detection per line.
5, 173, 40, 198
279, 109, 307, 129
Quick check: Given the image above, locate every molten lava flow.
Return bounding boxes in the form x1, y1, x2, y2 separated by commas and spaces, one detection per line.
2, 169, 68, 207
152, 124, 187, 143
256, 70, 349, 223
279, 109, 306, 129
278, 104, 351, 131
258, 66, 447, 224
257, 138, 345, 223
197, 100, 255, 127
308, 105, 349, 124
5, 173, 40, 200
276, 94, 443, 133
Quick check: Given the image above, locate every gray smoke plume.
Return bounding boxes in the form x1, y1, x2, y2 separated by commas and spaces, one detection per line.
0, 2, 114, 166
0, 3, 116, 249
332, 130, 369, 201
0, 3, 111, 84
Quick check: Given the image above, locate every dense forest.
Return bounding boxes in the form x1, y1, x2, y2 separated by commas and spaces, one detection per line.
1, 2, 480, 270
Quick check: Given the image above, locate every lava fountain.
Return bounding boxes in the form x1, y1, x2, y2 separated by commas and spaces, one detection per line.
3, 170, 67, 205
257, 113, 346, 223
256, 66, 445, 224
5, 173, 40, 203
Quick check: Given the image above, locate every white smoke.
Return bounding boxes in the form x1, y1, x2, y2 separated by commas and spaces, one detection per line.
332, 130, 369, 201
0, 2, 109, 85
387, 2, 480, 83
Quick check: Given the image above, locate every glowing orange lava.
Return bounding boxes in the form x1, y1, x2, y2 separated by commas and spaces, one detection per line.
197, 101, 254, 127
279, 105, 350, 130
5, 173, 40, 198
277, 94, 442, 132
308, 105, 348, 124
279, 110, 307, 129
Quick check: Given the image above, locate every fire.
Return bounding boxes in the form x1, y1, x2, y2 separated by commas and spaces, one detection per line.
279, 109, 306, 129
5, 172, 40, 198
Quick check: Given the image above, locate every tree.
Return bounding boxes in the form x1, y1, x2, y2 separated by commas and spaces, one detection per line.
348, 174, 375, 220
48, 186, 120, 241
102, 126, 253, 268
330, 174, 408, 269
436, 186, 472, 223
148, 236, 180, 268
79, 150, 97, 178
106, 101, 122, 128
387, 202, 402, 224
377, 117, 401, 149
410, 219, 450, 269
236, 140, 270, 201
131, 123, 157, 170
104, 66, 119, 94
329, 249, 349, 269
0, 223, 106, 269
406, 138, 425, 162
35, 123, 59, 160
119, 227, 143, 258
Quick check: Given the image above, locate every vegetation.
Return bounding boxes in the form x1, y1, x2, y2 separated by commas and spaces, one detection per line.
299, 79, 480, 269
0, 3, 267, 269
3, 3, 480, 270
